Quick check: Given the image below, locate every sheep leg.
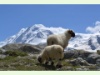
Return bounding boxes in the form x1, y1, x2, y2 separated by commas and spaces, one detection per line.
56, 59, 62, 68
44, 61, 49, 65
51, 61, 54, 66
49, 58, 54, 66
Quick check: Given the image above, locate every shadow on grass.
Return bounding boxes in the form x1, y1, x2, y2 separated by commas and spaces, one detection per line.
36, 63, 56, 70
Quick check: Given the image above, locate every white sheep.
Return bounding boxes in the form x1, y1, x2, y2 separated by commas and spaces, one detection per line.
47, 29, 75, 50
37, 44, 64, 68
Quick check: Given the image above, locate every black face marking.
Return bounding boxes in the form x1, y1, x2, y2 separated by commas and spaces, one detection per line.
52, 41, 54, 45
71, 32, 75, 37
51, 61, 54, 66
38, 56, 42, 63
68, 30, 75, 37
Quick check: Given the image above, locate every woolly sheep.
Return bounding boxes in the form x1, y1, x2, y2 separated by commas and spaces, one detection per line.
47, 29, 75, 49
37, 45, 64, 68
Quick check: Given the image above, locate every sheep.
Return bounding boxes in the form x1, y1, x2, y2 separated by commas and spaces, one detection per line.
47, 29, 75, 50
37, 44, 64, 68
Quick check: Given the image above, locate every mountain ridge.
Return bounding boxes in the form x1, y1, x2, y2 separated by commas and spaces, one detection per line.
0, 24, 100, 51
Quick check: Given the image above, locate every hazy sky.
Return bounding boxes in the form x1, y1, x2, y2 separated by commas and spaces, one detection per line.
0, 5, 100, 41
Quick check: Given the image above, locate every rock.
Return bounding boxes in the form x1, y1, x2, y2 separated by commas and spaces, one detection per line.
35, 43, 46, 49
0, 54, 6, 59
57, 66, 74, 71
76, 66, 89, 71
19, 45, 41, 53
88, 65, 97, 70
97, 50, 100, 55
0, 48, 6, 53
0, 50, 2, 54
97, 69, 100, 71
70, 57, 90, 66
64, 50, 93, 59
65, 66, 74, 70
2, 43, 25, 50
2, 43, 41, 54
96, 59, 100, 66
87, 53, 100, 64
64, 50, 78, 58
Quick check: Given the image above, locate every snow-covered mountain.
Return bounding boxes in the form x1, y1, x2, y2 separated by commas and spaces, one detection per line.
69, 32, 100, 51
0, 24, 100, 51
0, 24, 66, 47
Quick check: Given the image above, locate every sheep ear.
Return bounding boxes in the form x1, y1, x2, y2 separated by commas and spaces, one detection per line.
68, 30, 72, 34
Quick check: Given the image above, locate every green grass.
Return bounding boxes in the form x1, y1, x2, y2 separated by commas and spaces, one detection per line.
0, 55, 81, 71
0, 52, 97, 71
0, 49, 3, 54
88, 65, 97, 70
4, 50, 28, 57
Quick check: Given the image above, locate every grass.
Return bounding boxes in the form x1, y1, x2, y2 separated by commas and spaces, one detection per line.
88, 65, 97, 70
0, 51, 2, 54
0, 56, 37, 70
0, 54, 82, 71
4, 50, 28, 57
0, 50, 97, 71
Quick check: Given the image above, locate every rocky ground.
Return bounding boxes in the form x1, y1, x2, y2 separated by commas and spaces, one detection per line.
0, 43, 100, 71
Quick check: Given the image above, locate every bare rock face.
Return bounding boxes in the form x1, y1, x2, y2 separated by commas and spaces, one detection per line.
70, 57, 90, 66
2, 43, 25, 50
19, 45, 41, 53
96, 59, 100, 66
64, 50, 93, 59
0, 54, 6, 59
76, 67, 90, 71
2, 43, 42, 54
87, 53, 100, 64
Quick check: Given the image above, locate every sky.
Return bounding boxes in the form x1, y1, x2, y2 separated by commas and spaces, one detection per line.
0, 4, 100, 41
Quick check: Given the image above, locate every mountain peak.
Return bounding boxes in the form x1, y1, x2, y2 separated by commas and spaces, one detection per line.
31, 24, 45, 29
0, 24, 100, 51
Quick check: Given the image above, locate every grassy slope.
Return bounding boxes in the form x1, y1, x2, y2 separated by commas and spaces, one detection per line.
0, 50, 97, 71
0, 54, 79, 71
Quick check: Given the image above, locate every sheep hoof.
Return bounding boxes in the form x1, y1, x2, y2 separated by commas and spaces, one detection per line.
56, 64, 62, 68
51, 62, 54, 66
45, 61, 49, 65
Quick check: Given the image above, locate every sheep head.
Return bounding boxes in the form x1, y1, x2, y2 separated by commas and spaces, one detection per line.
68, 30, 75, 37
37, 56, 42, 63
